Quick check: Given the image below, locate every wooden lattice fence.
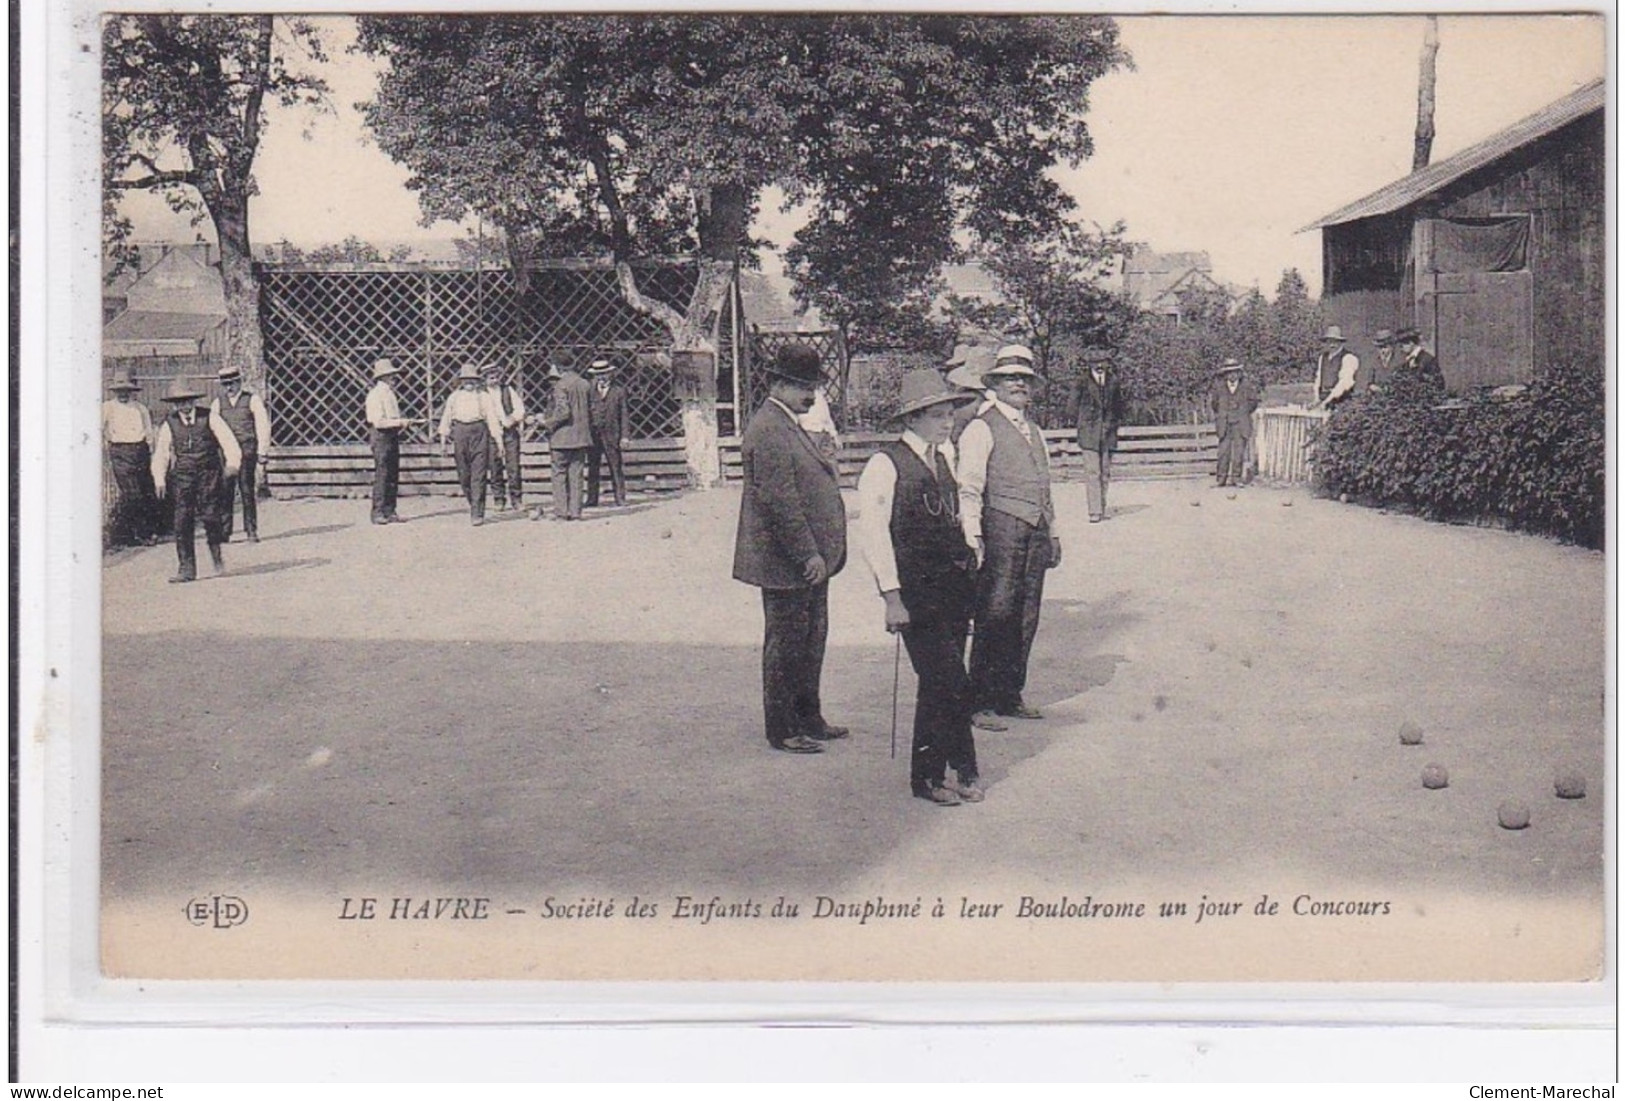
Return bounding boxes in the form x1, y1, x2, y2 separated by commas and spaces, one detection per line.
259, 261, 730, 446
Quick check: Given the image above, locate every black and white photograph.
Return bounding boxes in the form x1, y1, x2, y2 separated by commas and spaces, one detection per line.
70, 5, 1610, 1006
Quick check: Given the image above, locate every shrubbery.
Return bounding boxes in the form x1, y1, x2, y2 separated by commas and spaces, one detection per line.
1313, 357, 1605, 549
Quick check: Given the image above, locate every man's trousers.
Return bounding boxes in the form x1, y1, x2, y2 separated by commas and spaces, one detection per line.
451, 422, 491, 520
969, 507, 1050, 714
487, 428, 523, 508
586, 434, 626, 507
219, 443, 259, 539
107, 441, 159, 545
551, 446, 587, 519
1080, 447, 1112, 520
901, 573, 978, 792
1215, 428, 1249, 485
760, 583, 830, 747
370, 428, 400, 521
169, 461, 226, 579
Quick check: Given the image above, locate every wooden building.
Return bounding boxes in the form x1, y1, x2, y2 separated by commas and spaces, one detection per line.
1303, 78, 1604, 392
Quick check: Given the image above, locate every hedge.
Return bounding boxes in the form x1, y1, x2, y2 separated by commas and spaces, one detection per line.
1313, 358, 1605, 549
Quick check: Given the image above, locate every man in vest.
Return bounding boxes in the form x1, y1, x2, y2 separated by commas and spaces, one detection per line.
585, 357, 628, 508
956, 343, 1060, 730
482, 363, 526, 511
364, 358, 414, 525
208, 365, 271, 542
732, 343, 849, 754
438, 363, 505, 526
1071, 347, 1128, 522
1311, 325, 1362, 411
856, 370, 983, 805
102, 370, 161, 546
151, 377, 240, 583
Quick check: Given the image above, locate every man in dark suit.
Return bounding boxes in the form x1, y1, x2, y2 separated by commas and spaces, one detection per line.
1071, 347, 1128, 523
585, 357, 629, 508
536, 356, 593, 521
1211, 358, 1259, 487
733, 343, 849, 754
1392, 327, 1446, 398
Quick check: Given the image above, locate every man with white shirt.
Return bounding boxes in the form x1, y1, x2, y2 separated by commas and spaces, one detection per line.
208, 365, 272, 542
956, 344, 1059, 730
482, 362, 526, 512
438, 363, 505, 526
151, 377, 241, 583
856, 370, 983, 806
1311, 325, 1362, 411
364, 358, 413, 525
102, 370, 161, 546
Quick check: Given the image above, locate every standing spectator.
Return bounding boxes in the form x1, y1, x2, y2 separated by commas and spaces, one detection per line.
482, 363, 526, 512
856, 370, 983, 806
585, 357, 629, 508
1071, 348, 1127, 523
1311, 325, 1362, 411
151, 377, 240, 583
365, 358, 412, 525
102, 370, 161, 547
732, 343, 849, 755
956, 343, 1059, 730
1392, 327, 1446, 397
537, 356, 593, 521
209, 365, 272, 542
1370, 328, 1398, 390
438, 363, 503, 527
944, 344, 995, 444
1211, 358, 1260, 488
797, 382, 841, 465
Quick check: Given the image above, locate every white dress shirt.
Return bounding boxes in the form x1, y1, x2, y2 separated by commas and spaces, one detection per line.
102, 399, 153, 445
1320, 349, 1360, 405
491, 383, 526, 430
150, 407, 242, 492
208, 390, 272, 454
438, 387, 504, 442
365, 380, 409, 430
856, 430, 962, 595
954, 398, 1034, 543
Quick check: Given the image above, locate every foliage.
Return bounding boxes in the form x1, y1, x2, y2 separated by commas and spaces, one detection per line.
276, 236, 415, 264
1314, 356, 1604, 548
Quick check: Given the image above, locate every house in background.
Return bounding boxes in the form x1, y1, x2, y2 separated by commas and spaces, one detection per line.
102, 243, 230, 410
1119, 248, 1239, 323
1303, 78, 1604, 393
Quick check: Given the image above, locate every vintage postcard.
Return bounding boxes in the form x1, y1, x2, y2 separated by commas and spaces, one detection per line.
73, 6, 1609, 1002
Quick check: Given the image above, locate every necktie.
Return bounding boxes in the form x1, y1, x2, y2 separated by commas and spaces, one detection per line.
924, 444, 938, 479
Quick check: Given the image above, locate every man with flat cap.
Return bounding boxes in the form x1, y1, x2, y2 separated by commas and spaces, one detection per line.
365, 358, 414, 524
482, 362, 527, 512
209, 365, 272, 542
956, 343, 1059, 730
151, 377, 240, 582
585, 356, 628, 509
102, 369, 161, 547
1211, 358, 1259, 488
733, 342, 849, 754
1072, 347, 1127, 523
856, 370, 984, 805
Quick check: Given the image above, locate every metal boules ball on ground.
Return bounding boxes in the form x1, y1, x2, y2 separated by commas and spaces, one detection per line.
1421, 764, 1449, 789
1398, 721, 1424, 746
1555, 773, 1587, 799
1498, 802, 1531, 830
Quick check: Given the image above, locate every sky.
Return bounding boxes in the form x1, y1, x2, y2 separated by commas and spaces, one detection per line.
118, 13, 1607, 299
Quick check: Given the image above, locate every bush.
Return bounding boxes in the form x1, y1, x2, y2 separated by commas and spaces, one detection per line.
1314, 357, 1604, 548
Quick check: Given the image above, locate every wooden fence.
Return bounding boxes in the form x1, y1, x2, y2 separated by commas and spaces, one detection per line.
1252, 407, 1327, 484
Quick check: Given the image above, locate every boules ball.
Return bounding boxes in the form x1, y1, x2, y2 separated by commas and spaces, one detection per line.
1498, 802, 1531, 830
1339, 492, 1350, 503
1554, 773, 1586, 800
1397, 721, 1424, 746
1421, 764, 1448, 790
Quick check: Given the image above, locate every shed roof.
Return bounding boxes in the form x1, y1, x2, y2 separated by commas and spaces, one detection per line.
1302, 78, 1605, 231
103, 310, 225, 357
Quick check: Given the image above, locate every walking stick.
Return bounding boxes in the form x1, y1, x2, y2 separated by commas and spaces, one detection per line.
889, 632, 901, 760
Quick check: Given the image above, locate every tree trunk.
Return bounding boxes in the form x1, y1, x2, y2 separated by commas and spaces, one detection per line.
212, 190, 266, 396
1413, 16, 1440, 172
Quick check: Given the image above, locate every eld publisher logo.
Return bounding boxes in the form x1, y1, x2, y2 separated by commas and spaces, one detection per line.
185, 895, 249, 929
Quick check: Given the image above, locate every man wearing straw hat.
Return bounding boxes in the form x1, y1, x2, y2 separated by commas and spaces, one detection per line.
1311, 325, 1362, 411
209, 365, 272, 543
150, 376, 240, 582
943, 343, 996, 444
438, 363, 504, 526
956, 343, 1059, 730
733, 342, 849, 755
102, 369, 161, 547
364, 358, 415, 525
856, 370, 985, 806
1211, 357, 1259, 488
584, 356, 628, 509
482, 362, 526, 512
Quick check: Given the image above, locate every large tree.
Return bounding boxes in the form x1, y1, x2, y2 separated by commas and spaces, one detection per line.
102, 15, 329, 390
357, 14, 1126, 482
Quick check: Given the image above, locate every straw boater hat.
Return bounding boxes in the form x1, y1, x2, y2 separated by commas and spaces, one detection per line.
457, 363, 484, 383
890, 370, 976, 424
217, 365, 242, 383
586, 357, 618, 376
372, 358, 400, 378
159, 377, 205, 403
107, 371, 140, 392
1373, 328, 1396, 347
1215, 357, 1244, 376
765, 343, 823, 387
983, 343, 1038, 379
480, 362, 505, 378
1321, 325, 1346, 344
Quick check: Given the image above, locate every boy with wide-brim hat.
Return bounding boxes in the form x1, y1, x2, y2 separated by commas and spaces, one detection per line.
584, 356, 629, 508
103, 370, 161, 546
955, 342, 1057, 730
1211, 358, 1259, 487
481, 362, 526, 512
150, 377, 241, 582
208, 365, 272, 542
856, 370, 986, 805
438, 363, 504, 525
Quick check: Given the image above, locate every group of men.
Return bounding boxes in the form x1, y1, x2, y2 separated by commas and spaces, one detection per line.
1312, 324, 1443, 411
364, 354, 629, 527
101, 365, 271, 582
733, 341, 1061, 807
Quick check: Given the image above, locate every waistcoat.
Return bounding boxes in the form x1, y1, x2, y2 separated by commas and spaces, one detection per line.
980, 409, 1053, 527
217, 393, 257, 447
168, 410, 220, 470
883, 441, 975, 592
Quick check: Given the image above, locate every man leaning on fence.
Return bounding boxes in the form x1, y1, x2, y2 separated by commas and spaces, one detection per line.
209, 365, 272, 543
365, 358, 413, 525
103, 370, 162, 547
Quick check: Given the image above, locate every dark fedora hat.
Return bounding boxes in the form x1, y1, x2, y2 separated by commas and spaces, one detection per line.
1395, 326, 1422, 343
765, 343, 823, 387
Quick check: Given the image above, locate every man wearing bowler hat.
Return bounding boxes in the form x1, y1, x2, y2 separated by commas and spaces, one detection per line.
733, 342, 849, 754
209, 365, 272, 542
1211, 358, 1259, 488
102, 370, 161, 546
1311, 325, 1362, 411
1071, 347, 1127, 522
364, 358, 414, 524
151, 376, 240, 582
438, 363, 504, 526
585, 356, 628, 508
956, 343, 1059, 730
856, 370, 984, 805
